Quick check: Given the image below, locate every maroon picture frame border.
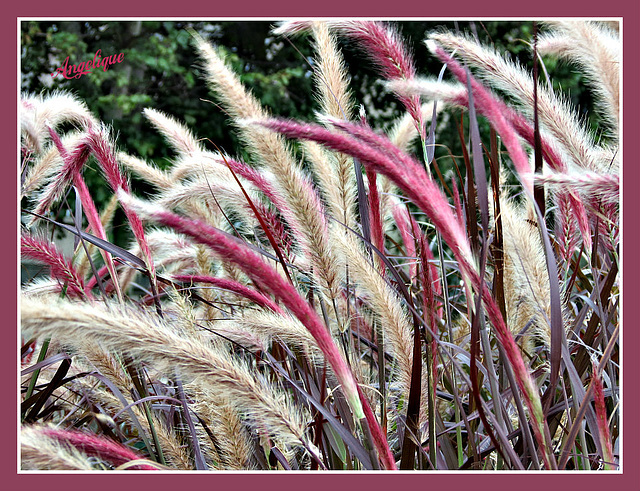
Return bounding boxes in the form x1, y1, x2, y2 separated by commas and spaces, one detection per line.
6, 2, 639, 490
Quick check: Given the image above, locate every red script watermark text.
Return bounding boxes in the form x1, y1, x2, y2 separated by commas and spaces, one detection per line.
52, 49, 125, 80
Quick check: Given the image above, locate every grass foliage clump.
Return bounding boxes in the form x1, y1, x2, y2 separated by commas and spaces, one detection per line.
20, 20, 619, 471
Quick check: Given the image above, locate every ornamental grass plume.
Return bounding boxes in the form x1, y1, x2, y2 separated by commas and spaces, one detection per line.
21, 425, 160, 470
426, 31, 617, 174
21, 234, 91, 300
591, 363, 617, 470
21, 20, 619, 472
117, 190, 396, 469
389, 45, 601, 253
21, 425, 108, 471
500, 196, 552, 351
305, 21, 358, 229
171, 274, 285, 314
538, 20, 620, 133
20, 91, 97, 155
250, 116, 475, 272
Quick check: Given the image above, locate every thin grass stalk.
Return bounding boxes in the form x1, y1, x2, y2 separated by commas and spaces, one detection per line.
559, 324, 619, 469
415, 86, 448, 468
75, 194, 119, 280
22, 337, 51, 414
467, 68, 513, 467
68, 174, 123, 302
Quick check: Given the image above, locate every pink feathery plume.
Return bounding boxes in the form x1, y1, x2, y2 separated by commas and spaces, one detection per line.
365, 169, 386, 276
590, 199, 619, 252
333, 21, 416, 83
85, 127, 155, 277
395, 205, 443, 315
216, 155, 288, 212
119, 191, 396, 470
409, 213, 442, 300
172, 274, 284, 314
441, 83, 566, 172
569, 192, 592, 251
507, 102, 593, 251
40, 427, 158, 470
335, 21, 425, 139
47, 127, 108, 241
418, 52, 560, 460
254, 117, 474, 276
555, 192, 581, 264
408, 210, 443, 393
254, 116, 554, 467
228, 155, 314, 257
535, 172, 619, 204
510, 113, 592, 250
591, 364, 616, 469
47, 127, 123, 297
390, 199, 442, 395
21, 234, 91, 300
213, 151, 325, 262
276, 20, 424, 138
207, 153, 293, 257
85, 126, 128, 191
254, 200, 293, 258
32, 136, 91, 219
417, 228, 440, 393
481, 282, 552, 466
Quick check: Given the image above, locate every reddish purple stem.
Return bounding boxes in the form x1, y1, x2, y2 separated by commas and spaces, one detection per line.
172, 274, 284, 314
